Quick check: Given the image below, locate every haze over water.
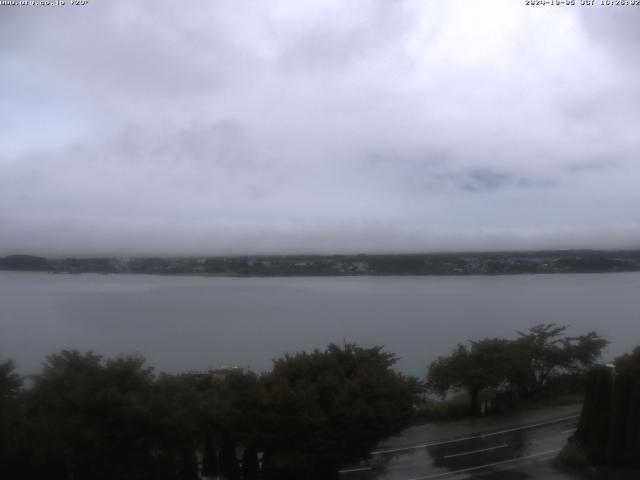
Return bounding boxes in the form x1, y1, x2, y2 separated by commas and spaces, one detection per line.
2, 271, 639, 377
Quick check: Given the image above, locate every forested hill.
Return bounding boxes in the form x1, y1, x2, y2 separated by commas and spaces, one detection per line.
2, 250, 640, 276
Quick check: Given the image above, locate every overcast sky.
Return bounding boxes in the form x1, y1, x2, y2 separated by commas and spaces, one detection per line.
1, 1, 640, 256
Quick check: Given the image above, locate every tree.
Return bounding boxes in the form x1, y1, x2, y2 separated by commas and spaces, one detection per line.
200, 432, 219, 478
0, 360, 21, 401
149, 373, 207, 480
218, 436, 240, 480
427, 339, 512, 415
0, 360, 22, 477
426, 325, 607, 414
574, 366, 613, 465
508, 324, 607, 399
608, 346, 640, 466
25, 350, 157, 480
576, 346, 640, 467
262, 343, 419, 477
0, 345, 422, 479
0, 254, 50, 271
612, 346, 640, 377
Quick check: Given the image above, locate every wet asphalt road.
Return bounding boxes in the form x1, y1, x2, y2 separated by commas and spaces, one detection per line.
339, 416, 581, 480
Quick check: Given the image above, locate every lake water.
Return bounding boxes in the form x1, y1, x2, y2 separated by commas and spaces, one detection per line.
1, 271, 639, 377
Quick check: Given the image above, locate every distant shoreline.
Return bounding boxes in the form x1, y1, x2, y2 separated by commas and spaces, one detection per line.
3, 249, 640, 277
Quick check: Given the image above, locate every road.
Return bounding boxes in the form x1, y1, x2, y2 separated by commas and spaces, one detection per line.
339, 416, 582, 479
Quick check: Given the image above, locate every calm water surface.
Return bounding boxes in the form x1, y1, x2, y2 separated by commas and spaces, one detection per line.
1, 271, 639, 376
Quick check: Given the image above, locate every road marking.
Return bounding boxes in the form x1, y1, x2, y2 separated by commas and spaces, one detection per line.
371, 415, 579, 455
562, 428, 576, 434
405, 448, 561, 480
442, 443, 508, 459
338, 466, 373, 474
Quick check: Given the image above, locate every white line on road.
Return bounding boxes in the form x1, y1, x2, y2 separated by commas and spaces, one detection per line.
562, 428, 576, 434
371, 415, 579, 455
406, 448, 561, 480
338, 466, 373, 474
442, 443, 508, 459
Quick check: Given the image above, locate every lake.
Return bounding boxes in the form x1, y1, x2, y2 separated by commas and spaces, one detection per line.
1, 271, 639, 376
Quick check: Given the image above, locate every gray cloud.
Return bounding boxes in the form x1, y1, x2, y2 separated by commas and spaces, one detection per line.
1, 0, 640, 256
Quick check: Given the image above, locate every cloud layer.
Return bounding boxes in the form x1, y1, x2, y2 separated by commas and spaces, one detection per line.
2, 1, 640, 255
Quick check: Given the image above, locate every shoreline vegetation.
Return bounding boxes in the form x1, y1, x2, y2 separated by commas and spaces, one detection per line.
3, 249, 640, 277
557, 346, 640, 475
0, 344, 418, 480
2, 324, 627, 479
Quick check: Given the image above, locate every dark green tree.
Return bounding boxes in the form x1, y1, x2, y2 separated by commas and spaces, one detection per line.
201, 432, 219, 478
219, 436, 240, 480
149, 373, 207, 480
0, 360, 21, 400
576, 347, 640, 467
508, 324, 607, 399
575, 365, 614, 465
25, 351, 157, 480
0, 360, 23, 477
427, 339, 512, 415
607, 347, 640, 466
262, 343, 419, 476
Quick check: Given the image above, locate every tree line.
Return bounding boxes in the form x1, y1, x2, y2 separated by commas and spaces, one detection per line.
4, 250, 640, 276
0, 324, 614, 479
0, 344, 419, 480
426, 324, 608, 415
